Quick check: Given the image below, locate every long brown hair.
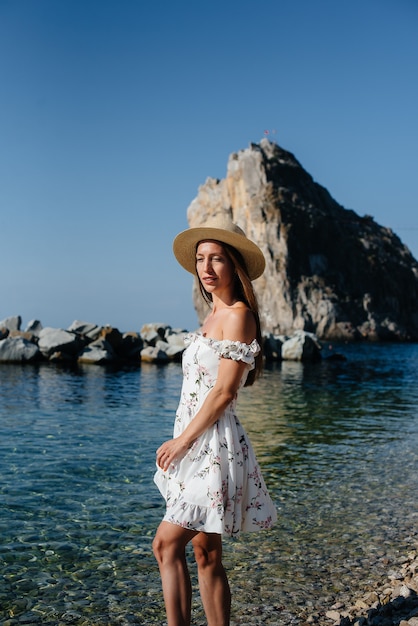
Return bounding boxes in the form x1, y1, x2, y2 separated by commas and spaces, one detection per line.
196, 241, 263, 386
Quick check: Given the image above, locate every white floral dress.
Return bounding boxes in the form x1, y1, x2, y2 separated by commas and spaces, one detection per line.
154, 332, 277, 537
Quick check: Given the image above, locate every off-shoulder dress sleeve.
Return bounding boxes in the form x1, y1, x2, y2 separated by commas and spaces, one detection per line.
214, 338, 260, 369
184, 333, 260, 370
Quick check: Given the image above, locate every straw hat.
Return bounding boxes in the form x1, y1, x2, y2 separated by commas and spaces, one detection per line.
173, 215, 265, 281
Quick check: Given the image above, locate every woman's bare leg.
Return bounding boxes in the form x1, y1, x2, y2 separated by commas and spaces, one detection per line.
152, 521, 197, 626
192, 532, 231, 626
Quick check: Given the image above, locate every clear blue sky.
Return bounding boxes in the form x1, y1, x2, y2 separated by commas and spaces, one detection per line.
1, 0, 417, 333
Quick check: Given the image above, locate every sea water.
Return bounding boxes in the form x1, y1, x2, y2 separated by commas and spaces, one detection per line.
1, 343, 417, 624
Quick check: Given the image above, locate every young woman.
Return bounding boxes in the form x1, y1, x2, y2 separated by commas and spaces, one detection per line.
153, 215, 277, 626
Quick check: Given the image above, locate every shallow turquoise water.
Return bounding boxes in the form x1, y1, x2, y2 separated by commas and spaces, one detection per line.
1, 343, 417, 624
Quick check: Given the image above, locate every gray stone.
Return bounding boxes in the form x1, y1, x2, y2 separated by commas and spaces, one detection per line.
0, 336, 40, 362
164, 330, 187, 356
398, 584, 413, 598
77, 338, 115, 364
25, 319, 43, 335
38, 327, 84, 358
67, 320, 101, 340
141, 323, 171, 344
9, 330, 35, 342
140, 345, 170, 363
325, 609, 341, 622
154, 339, 183, 359
0, 315, 22, 332
281, 331, 322, 361
48, 350, 76, 362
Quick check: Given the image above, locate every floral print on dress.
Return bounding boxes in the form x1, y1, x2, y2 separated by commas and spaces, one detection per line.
154, 332, 277, 537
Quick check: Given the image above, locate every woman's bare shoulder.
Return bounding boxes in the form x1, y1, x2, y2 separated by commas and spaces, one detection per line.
222, 304, 256, 343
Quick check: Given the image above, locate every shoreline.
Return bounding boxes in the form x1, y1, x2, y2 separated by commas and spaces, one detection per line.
324, 543, 418, 626
225, 536, 418, 626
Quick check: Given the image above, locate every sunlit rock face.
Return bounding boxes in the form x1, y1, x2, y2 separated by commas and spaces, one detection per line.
187, 139, 418, 341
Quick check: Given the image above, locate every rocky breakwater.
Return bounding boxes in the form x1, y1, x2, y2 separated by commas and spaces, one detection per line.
0, 316, 187, 365
187, 139, 418, 341
0, 316, 323, 364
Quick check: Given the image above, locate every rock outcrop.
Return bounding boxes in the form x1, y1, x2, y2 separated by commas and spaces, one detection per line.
187, 139, 418, 341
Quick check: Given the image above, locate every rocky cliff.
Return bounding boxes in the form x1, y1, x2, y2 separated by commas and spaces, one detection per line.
187, 139, 418, 341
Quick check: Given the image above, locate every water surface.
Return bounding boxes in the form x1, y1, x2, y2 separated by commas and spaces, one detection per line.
1, 343, 417, 624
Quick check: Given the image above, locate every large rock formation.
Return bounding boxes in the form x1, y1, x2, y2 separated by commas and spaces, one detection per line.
187, 139, 418, 341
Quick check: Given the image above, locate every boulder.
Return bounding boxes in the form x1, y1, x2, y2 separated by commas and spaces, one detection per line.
0, 336, 40, 362
140, 346, 170, 363
78, 339, 115, 364
9, 330, 37, 342
118, 332, 144, 360
155, 339, 183, 360
68, 320, 102, 341
140, 323, 171, 345
0, 315, 22, 332
25, 319, 43, 336
139, 327, 187, 362
38, 327, 85, 359
49, 351, 77, 363
100, 326, 123, 350
281, 331, 322, 361
164, 329, 188, 357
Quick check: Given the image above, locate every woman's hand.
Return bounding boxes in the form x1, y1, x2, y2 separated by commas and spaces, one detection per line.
156, 436, 189, 471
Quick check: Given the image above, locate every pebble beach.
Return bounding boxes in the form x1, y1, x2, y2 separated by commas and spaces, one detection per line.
227, 542, 418, 626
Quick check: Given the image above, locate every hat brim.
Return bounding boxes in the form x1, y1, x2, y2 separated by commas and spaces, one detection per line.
173, 226, 265, 281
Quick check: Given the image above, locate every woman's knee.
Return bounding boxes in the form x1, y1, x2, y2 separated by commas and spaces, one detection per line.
152, 522, 195, 564
192, 542, 208, 568
152, 533, 165, 563
192, 533, 222, 570
152, 531, 177, 564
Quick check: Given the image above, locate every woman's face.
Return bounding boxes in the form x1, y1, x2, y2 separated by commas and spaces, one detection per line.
195, 240, 235, 295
